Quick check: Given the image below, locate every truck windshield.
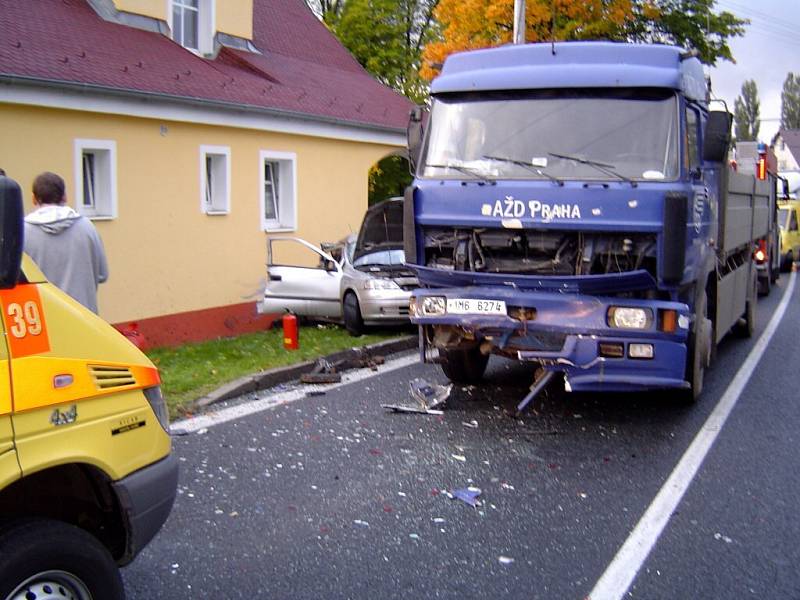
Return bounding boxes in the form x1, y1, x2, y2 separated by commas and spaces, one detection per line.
421, 89, 679, 182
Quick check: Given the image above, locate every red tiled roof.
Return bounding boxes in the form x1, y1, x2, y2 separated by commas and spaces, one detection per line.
0, 0, 412, 131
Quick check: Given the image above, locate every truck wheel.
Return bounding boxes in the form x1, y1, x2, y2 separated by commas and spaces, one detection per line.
440, 347, 489, 384
735, 272, 757, 339
684, 291, 711, 403
758, 262, 771, 296
343, 292, 364, 336
0, 519, 124, 600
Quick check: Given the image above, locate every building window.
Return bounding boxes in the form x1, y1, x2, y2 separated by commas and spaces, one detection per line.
171, 0, 214, 54
200, 145, 230, 214
260, 151, 297, 231
74, 139, 117, 219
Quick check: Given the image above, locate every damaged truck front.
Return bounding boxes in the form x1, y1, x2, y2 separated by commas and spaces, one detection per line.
405, 42, 776, 405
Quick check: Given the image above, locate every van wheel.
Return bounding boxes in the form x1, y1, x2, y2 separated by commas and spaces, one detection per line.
0, 519, 124, 600
440, 347, 489, 384
343, 292, 364, 336
781, 251, 793, 273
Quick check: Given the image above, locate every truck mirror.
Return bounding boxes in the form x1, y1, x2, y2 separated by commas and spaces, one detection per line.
703, 111, 732, 163
0, 177, 24, 289
407, 105, 427, 173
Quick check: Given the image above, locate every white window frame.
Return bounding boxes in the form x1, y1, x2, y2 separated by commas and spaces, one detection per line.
73, 139, 117, 220
169, 0, 215, 55
259, 150, 297, 232
200, 145, 231, 215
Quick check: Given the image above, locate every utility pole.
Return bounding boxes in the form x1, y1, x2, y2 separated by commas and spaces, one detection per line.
513, 0, 525, 44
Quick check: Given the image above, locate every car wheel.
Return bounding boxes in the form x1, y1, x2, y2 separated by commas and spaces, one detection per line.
440, 347, 489, 384
0, 519, 124, 600
343, 292, 364, 336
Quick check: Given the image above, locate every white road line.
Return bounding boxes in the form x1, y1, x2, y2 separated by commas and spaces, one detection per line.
169, 352, 421, 434
589, 270, 797, 600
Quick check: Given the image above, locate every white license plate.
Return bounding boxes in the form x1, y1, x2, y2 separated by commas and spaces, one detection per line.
446, 298, 507, 315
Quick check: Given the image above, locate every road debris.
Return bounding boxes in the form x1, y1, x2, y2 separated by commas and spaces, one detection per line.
451, 487, 482, 507
300, 352, 388, 384
353, 519, 370, 528
451, 454, 467, 462
498, 556, 515, 565
381, 378, 452, 415
462, 420, 479, 429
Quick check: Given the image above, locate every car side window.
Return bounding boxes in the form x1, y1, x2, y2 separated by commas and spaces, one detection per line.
269, 239, 327, 269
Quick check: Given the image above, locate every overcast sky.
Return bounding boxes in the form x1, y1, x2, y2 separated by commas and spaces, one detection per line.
708, 0, 800, 143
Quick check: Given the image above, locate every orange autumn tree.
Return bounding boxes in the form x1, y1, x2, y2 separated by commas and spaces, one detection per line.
421, 0, 635, 81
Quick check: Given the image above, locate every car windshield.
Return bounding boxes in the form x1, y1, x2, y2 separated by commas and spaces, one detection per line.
420, 89, 679, 182
353, 248, 406, 268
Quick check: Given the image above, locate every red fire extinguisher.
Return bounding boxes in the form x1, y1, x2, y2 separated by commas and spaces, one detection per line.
282, 313, 299, 350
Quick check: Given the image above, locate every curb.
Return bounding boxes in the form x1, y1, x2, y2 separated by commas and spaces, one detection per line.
191, 335, 418, 411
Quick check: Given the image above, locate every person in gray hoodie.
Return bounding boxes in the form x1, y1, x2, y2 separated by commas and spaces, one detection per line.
24, 172, 108, 314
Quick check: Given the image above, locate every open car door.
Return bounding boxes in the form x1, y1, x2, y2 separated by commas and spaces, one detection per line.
261, 237, 343, 319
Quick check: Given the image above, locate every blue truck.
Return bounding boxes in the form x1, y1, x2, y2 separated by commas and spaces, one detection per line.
405, 42, 776, 407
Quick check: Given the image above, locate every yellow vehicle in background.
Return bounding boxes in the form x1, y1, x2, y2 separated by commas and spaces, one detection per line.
778, 198, 800, 272
0, 177, 177, 599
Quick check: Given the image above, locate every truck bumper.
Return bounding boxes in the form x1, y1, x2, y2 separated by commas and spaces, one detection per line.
112, 453, 179, 565
411, 286, 692, 393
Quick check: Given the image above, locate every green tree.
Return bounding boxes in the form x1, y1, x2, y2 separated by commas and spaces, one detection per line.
369, 156, 412, 205
625, 0, 747, 66
734, 80, 760, 142
422, 0, 747, 80
328, 0, 438, 102
782, 73, 800, 130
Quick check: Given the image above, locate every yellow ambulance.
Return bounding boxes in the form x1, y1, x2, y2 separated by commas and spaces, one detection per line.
0, 176, 177, 599
778, 198, 800, 272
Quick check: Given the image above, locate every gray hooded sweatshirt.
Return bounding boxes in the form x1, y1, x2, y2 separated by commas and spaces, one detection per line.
24, 205, 109, 314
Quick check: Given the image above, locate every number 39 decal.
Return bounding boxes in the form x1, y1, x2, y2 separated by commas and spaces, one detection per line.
0, 285, 50, 357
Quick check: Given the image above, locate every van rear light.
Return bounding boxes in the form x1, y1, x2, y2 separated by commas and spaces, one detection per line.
143, 385, 170, 432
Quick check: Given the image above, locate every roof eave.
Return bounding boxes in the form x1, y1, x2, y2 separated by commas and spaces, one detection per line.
0, 73, 406, 136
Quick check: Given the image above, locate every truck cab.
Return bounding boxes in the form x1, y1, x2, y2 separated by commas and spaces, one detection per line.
405, 42, 769, 403
0, 176, 177, 598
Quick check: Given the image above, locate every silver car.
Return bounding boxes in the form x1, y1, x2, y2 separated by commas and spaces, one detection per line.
259, 198, 418, 335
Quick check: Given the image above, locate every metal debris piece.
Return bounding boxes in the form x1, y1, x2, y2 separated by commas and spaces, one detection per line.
462, 420, 479, 429
300, 359, 342, 384
516, 368, 556, 414
381, 403, 444, 415
409, 378, 452, 410
498, 556, 515, 565
451, 487, 482, 507
353, 519, 370, 528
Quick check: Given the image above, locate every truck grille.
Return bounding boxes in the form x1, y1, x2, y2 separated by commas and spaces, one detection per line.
89, 365, 136, 389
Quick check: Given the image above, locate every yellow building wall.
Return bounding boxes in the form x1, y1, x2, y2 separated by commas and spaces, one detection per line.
114, 0, 167, 20
0, 104, 396, 324
216, 0, 253, 39
113, 0, 254, 40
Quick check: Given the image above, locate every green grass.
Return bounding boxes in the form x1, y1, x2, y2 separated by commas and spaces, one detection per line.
146, 325, 403, 418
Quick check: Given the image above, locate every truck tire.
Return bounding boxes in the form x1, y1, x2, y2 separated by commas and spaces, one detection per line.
684, 291, 711, 403
758, 262, 771, 296
343, 292, 364, 336
0, 519, 124, 600
440, 347, 489, 384
735, 271, 757, 339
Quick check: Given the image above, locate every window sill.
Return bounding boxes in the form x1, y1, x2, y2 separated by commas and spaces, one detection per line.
85, 214, 116, 221
204, 210, 230, 216
263, 226, 296, 233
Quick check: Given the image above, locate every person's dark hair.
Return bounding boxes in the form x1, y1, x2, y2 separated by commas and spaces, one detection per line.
0, 168, 6, 176
32, 172, 66, 205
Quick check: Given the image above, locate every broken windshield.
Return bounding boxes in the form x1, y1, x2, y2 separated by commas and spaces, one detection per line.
420, 89, 679, 182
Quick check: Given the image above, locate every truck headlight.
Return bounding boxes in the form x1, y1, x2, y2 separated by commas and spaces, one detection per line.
411, 295, 446, 317
608, 306, 652, 329
363, 279, 400, 291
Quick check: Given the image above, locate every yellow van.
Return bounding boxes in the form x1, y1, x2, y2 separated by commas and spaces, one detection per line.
0, 177, 177, 598
778, 198, 800, 272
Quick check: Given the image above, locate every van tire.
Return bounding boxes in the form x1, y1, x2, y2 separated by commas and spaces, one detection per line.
343, 292, 364, 336
440, 347, 489, 384
0, 518, 124, 600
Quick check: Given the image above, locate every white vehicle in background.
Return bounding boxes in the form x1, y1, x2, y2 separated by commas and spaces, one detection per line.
259, 198, 418, 335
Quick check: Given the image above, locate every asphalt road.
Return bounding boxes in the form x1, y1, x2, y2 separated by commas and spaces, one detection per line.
122, 273, 800, 599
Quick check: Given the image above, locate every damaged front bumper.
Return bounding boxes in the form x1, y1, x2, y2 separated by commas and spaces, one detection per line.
410, 286, 692, 393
